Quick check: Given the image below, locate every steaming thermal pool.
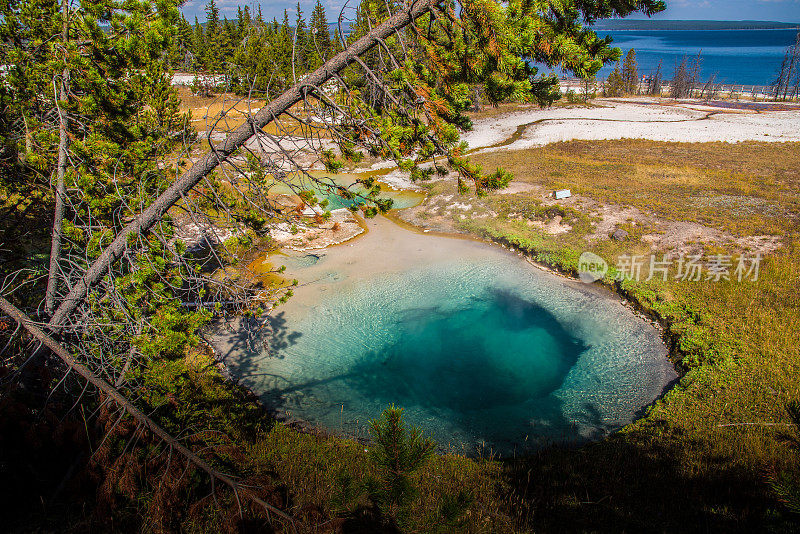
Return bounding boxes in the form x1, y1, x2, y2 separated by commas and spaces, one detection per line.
211, 217, 676, 454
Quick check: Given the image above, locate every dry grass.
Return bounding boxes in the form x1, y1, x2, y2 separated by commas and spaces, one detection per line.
472, 140, 800, 236
177, 86, 267, 132
176, 86, 321, 138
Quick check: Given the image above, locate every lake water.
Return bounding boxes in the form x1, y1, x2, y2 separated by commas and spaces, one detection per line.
211, 217, 676, 456
592, 29, 799, 86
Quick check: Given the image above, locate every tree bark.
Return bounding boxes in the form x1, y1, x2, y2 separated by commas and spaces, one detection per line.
45, 0, 71, 316
47, 0, 437, 328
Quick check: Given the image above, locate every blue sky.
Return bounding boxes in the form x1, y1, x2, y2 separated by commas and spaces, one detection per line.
179, 0, 800, 24
627, 0, 800, 22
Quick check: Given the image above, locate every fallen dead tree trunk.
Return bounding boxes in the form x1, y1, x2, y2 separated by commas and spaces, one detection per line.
47, 0, 437, 329
0, 296, 296, 528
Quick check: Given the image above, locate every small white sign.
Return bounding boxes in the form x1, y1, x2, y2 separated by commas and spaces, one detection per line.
555, 189, 571, 200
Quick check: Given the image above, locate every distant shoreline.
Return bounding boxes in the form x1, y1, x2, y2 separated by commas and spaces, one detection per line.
592, 20, 800, 31
597, 28, 800, 32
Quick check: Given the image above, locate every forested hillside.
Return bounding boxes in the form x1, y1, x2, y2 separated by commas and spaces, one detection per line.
170, 0, 342, 95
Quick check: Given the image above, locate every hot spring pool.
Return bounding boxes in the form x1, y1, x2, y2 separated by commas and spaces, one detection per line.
211, 217, 676, 455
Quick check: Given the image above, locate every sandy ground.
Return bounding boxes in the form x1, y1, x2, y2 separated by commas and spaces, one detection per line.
463, 98, 800, 152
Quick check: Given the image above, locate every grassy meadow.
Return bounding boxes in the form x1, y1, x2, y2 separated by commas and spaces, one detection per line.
474, 140, 800, 235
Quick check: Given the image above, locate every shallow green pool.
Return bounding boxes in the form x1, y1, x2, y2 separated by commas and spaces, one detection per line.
270, 170, 425, 211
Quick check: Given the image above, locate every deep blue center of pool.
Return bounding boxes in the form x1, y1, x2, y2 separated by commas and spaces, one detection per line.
344, 288, 585, 412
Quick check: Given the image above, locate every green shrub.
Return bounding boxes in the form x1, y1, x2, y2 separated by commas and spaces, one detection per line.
368, 405, 436, 516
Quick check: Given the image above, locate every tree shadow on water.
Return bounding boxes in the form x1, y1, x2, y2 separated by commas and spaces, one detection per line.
207, 312, 303, 396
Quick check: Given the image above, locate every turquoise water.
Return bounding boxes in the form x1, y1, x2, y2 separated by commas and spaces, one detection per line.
213, 221, 676, 455
351, 287, 585, 412
319, 185, 423, 210
305, 171, 424, 211
265, 170, 423, 211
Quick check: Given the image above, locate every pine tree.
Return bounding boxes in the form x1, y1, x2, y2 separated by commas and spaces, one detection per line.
1, 0, 201, 350
605, 61, 624, 96
237, 5, 251, 38
192, 16, 206, 69
309, 0, 332, 68
232, 12, 283, 95
369, 406, 435, 514
293, 2, 309, 75
622, 48, 639, 94
204, 0, 220, 37
220, 16, 237, 71
279, 10, 294, 82
332, 28, 344, 54
171, 15, 195, 70
204, 0, 222, 73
